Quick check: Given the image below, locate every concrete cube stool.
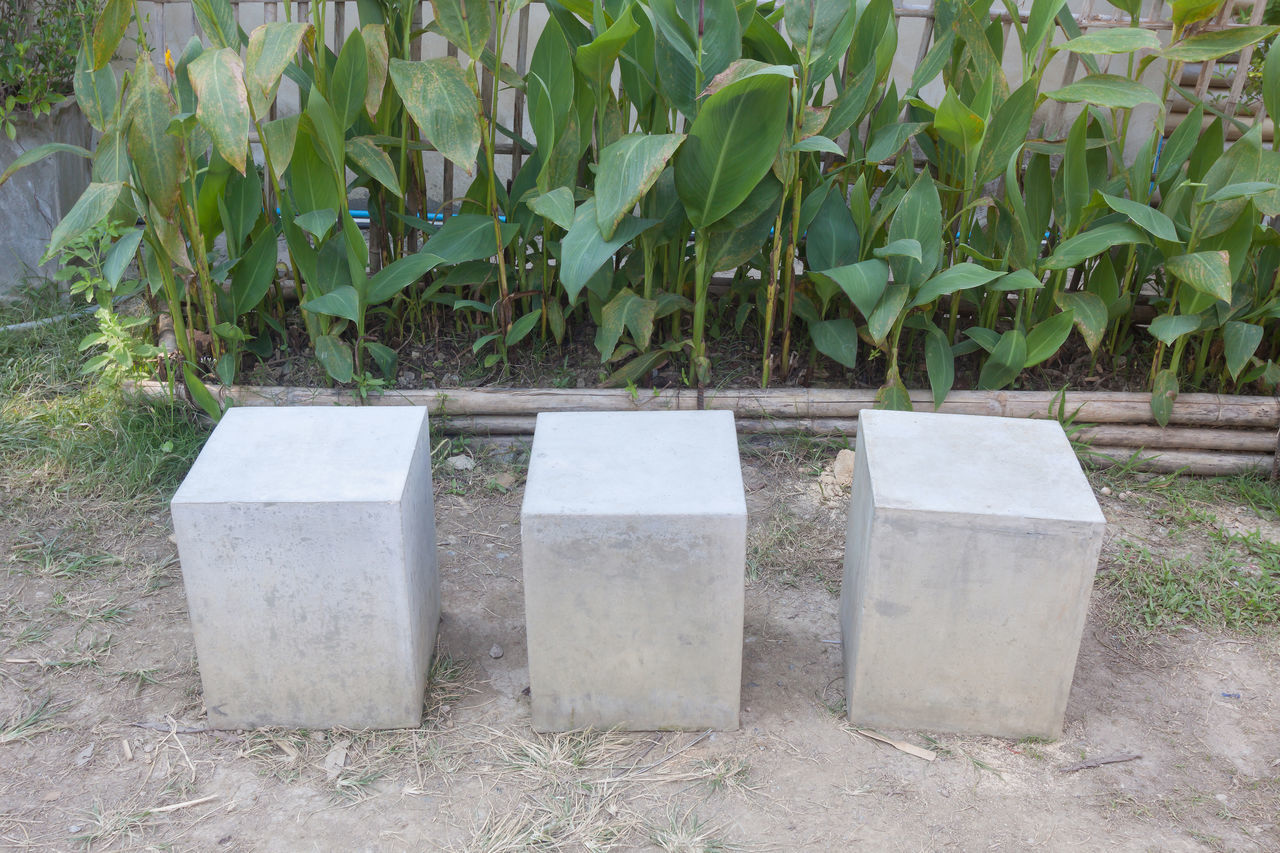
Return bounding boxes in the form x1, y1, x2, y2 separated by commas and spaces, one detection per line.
521, 411, 746, 732
171, 406, 438, 730
841, 410, 1105, 738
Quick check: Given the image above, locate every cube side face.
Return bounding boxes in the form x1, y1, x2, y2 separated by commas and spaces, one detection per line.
840, 428, 875, 702
172, 499, 425, 729
397, 415, 440, 724
522, 512, 746, 732
844, 507, 1104, 738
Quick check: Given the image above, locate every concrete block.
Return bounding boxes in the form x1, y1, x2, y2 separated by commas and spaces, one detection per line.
841, 410, 1105, 738
521, 411, 746, 732
171, 406, 438, 730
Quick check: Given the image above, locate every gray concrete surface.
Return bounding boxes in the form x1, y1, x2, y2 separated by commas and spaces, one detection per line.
521, 411, 746, 732
841, 410, 1106, 738
170, 406, 439, 729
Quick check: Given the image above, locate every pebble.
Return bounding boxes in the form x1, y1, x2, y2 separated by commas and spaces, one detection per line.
489, 644, 504, 659
446, 455, 475, 471
1100, 486, 1113, 496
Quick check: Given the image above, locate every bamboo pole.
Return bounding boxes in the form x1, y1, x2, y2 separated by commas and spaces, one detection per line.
1082, 447, 1272, 476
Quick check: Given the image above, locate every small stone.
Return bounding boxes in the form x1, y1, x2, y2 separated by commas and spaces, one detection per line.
1100, 486, 1112, 496
446, 455, 475, 471
489, 644, 504, 659
494, 472, 517, 490
42, 791, 61, 802
832, 449, 856, 488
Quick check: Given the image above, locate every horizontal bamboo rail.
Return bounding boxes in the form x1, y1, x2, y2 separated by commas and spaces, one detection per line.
126, 381, 1279, 476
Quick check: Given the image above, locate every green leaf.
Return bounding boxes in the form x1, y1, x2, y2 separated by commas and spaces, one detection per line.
331, 28, 370, 131
975, 80, 1035, 186
865, 122, 928, 163
595, 133, 685, 240
362, 24, 389, 118
1172, 0, 1231, 30
596, 287, 658, 360
505, 309, 543, 346
887, 173, 943, 288
876, 374, 913, 411
92, 0, 131, 70
422, 214, 519, 264
315, 334, 355, 382
965, 326, 1001, 352
1224, 321, 1264, 381
1162, 26, 1279, 61
1166, 251, 1231, 302
871, 238, 922, 262
245, 22, 310, 117
1148, 313, 1203, 345
674, 60, 793, 229
45, 182, 125, 260
934, 88, 984, 164
1099, 192, 1180, 241
389, 57, 481, 175
346, 136, 402, 197
810, 259, 888, 318
990, 269, 1044, 291
230, 230, 279, 316
74, 47, 118, 132
366, 251, 445, 304
1041, 223, 1149, 270
364, 340, 397, 380
574, 6, 639, 88
183, 363, 224, 421
192, 0, 241, 50
924, 322, 954, 409
529, 187, 577, 231
429, 0, 492, 59
1060, 28, 1160, 54
1150, 368, 1178, 427
786, 0, 853, 61
260, 114, 299, 183
303, 285, 362, 323
189, 48, 250, 174
1045, 74, 1159, 109
1057, 290, 1109, 351
1266, 42, 1280, 135
809, 318, 858, 370
126, 58, 182, 217
560, 198, 656, 302
103, 228, 144, 288
866, 283, 908, 346
295, 209, 337, 240
978, 329, 1027, 390
1025, 310, 1074, 367
0, 143, 91, 188
788, 135, 844, 154
1203, 181, 1280, 203
806, 189, 860, 272
909, 263, 1001, 309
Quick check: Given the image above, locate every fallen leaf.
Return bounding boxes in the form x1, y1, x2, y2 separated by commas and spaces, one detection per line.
74, 743, 94, 767
853, 729, 936, 761
323, 739, 350, 781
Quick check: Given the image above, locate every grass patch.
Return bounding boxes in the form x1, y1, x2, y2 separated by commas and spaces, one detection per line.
0, 695, 70, 744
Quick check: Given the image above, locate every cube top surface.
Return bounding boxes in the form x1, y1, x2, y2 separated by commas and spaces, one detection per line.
171, 406, 428, 505
522, 411, 745, 517
859, 409, 1104, 525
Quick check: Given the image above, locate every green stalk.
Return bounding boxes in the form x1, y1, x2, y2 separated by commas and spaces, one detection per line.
778, 177, 803, 372
691, 230, 711, 386
761, 197, 787, 388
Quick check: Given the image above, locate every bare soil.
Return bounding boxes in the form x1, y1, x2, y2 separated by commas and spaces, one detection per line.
2, 447, 1278, 852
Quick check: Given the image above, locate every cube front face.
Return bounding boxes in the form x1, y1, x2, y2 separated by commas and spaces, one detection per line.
841, 411, 1105, 739
171, 407, 438, 730
521, 411, 747, 732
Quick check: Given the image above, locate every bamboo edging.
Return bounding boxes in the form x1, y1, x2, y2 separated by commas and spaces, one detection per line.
126, 381, 1280, 477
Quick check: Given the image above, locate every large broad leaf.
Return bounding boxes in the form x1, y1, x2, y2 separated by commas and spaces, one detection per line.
126, 58, 183, 217
574, 7, 639, 89
978, 329, 1027, 390
908, 263, 1003, 309
1057, 290, 1109, 351
1266, 43, 1280, 134
346, 136, 402, 197
192, 0, 241, 50
91, 0, 131, 70
805, 188, 860, 272
1171, 0, 1226, 29
74, 48, 118, 132
595, 133, 685, 240
975, 79, 1035, 185
674, 60, 793, 229
1024, 310, 1075, 367
924, 321, 954, 409
1046, 74, 1159, 109
865, 122, 928, 163
529, 187, 577, 231
1099, 192, 1179, 241
1224, 321, 1264, 381
389, 57, 481, 175
560, 199, 657, 302
866, 283, 908, 346
303, 285, 362, 323
331, 28, 369, 131
189, 48, 250, 175
596, 287, 658, 360
45, 182, 125, 260
315, 334, 355, 383
809, 318, 858, 370
366, 251, 446, 304
810, 262, 889, 319
1151, 368, 1179, 427
260, 114, 299, 182
1041, 223, 1148, 270
1148, 313, 1202, 345
785, 0, 852, 62
245, 22, 310, 117
934, 88, 984, 165
230, 229, 279, 316
705, 175, 782, 272
362, 25, 389, 118
0, 143, 91, 187
887, 173, 942, 288
1060, 28, 1160, 54
1162, 26, 1279, 61
1166, 251, 1231, 302
422, 213, 520, 265
430, 0, 492, 59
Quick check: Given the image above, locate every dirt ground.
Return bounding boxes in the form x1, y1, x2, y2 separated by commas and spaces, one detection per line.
1, 443, 1278, 852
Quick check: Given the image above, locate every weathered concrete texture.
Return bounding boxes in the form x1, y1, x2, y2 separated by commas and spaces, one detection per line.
841, 410, 1106, 738
521, 411, 747, 732
0, 99, 92, 298
171, 407, 439, 730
